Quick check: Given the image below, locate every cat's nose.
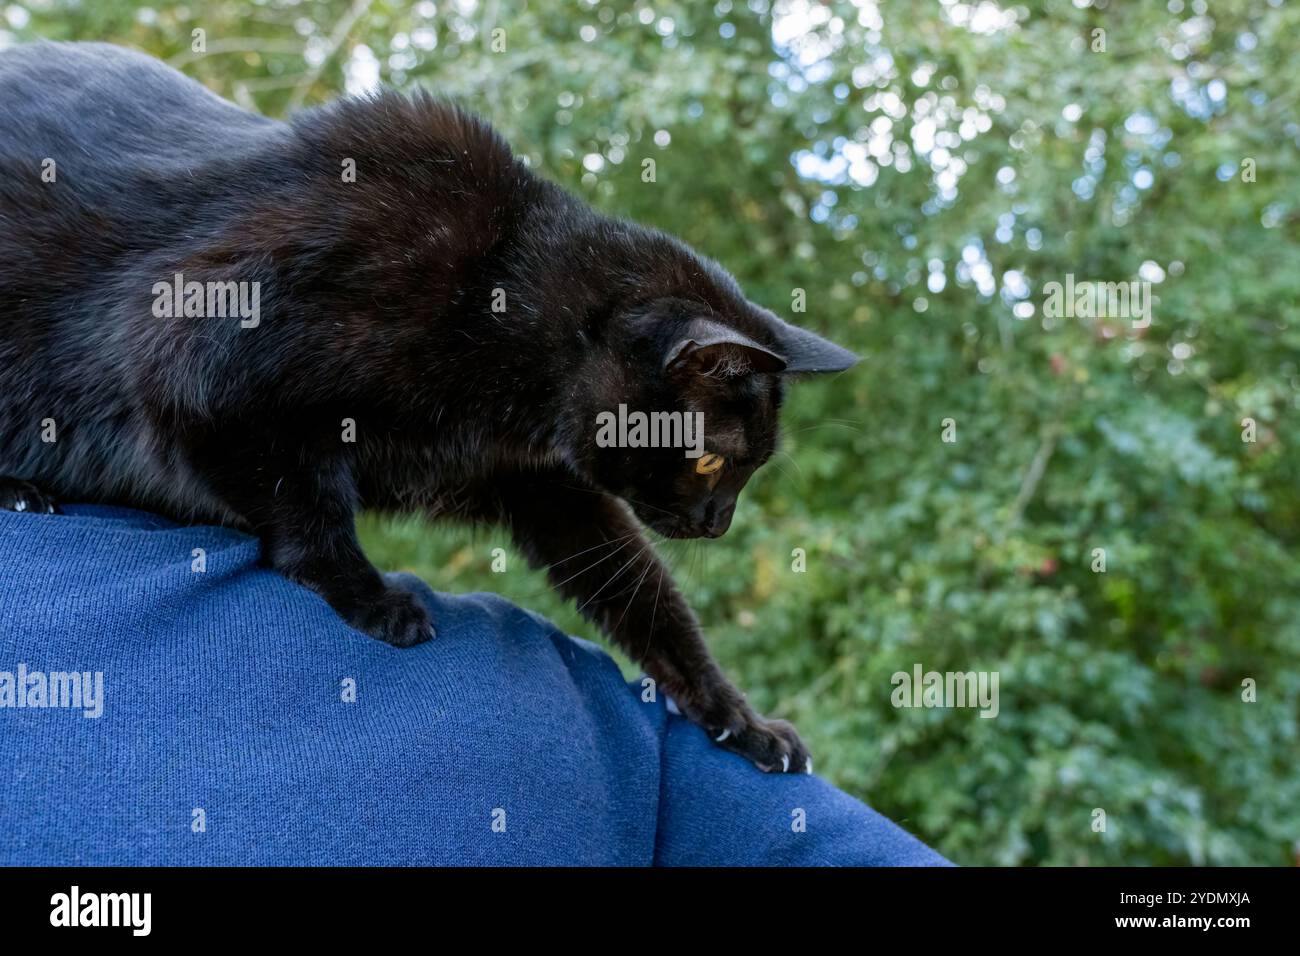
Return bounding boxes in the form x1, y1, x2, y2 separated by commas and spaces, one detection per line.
700, 499, 736, 538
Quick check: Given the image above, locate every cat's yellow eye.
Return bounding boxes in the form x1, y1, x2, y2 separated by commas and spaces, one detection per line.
695, 453, 725, 476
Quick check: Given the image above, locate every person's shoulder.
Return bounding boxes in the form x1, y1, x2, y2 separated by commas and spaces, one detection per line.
0, 504, 257, 573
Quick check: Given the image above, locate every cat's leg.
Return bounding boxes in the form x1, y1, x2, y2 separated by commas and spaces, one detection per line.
181, 432, 433, 648
0, 477, 59, 514
493, 475, 810, 773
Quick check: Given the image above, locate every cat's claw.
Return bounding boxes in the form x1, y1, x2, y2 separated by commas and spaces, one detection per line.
350, 584, 436, 648
710, 713, 810, 774
0, 477, 59, 516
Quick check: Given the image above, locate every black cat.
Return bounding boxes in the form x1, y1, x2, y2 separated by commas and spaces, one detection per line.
0, 42, 857, 772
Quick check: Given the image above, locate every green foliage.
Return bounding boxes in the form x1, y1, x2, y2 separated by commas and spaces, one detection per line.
11, 0, 1297, 864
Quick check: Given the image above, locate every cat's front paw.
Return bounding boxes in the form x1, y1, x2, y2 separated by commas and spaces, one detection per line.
351, 583, 436, 648
0, 477, 59, 515
713, 714, 812, 774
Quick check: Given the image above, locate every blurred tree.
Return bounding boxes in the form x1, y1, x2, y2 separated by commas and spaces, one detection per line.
5, 0, 1297, 864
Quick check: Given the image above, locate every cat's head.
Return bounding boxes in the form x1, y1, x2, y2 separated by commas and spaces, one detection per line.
565, 243, 858, 539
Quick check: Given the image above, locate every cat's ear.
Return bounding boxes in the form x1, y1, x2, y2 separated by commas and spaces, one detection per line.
664, 318, 788, 375
762, 313, 861, 374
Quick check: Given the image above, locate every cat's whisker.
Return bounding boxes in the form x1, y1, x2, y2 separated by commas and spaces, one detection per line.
757, 452, 801, 489
682, 539, 701, 592
641, 541, 689, 661
621, 495, 678, 520
790, 421, 865, 436
575, 544, 648, 614
508, 530, 640, 604
553, 481, 679, 527
548, 537, 636, 592
612, 553, 655, 635
773, 449, 805, 480
555, 482, 609, 499
641, 564, 666, 662
543, 531, 638, 573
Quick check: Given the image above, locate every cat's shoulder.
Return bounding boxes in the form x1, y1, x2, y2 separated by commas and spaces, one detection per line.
294, 89, 521, 191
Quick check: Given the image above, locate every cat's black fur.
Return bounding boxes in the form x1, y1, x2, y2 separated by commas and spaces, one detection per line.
0, 42, 857, 772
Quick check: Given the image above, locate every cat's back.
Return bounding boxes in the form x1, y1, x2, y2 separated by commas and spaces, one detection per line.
0, 41, 282, 169
0, 41, 287, 339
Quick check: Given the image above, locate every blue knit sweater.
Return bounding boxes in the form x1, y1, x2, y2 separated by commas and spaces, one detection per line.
0, 505, 947, 866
